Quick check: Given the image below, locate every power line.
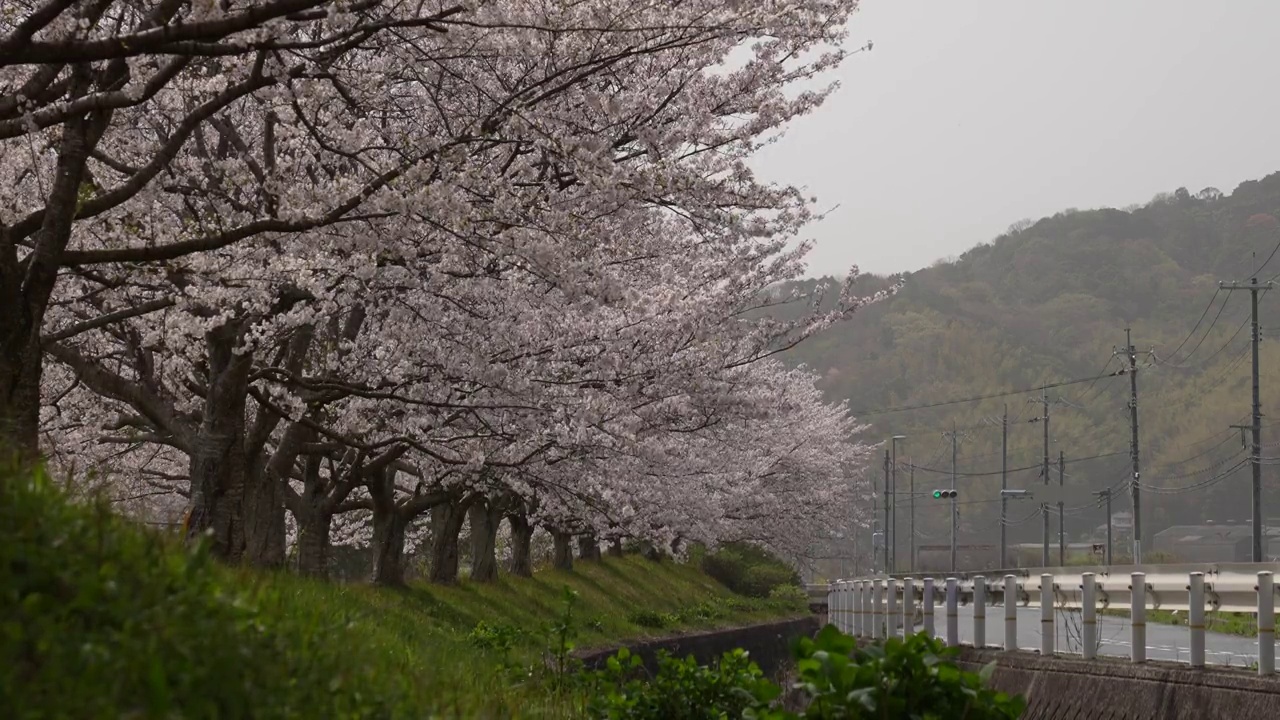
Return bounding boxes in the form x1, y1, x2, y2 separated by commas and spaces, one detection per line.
1152, 314, 1249, 371
853, 371, 1126, 417
1176, 292, 1234, 365
1062, 355, 1120, 407
1161, 288, 1221, 363
905, 449, 1128, 477
1254, 237, 1280, 278
1137, 458, 1249, 495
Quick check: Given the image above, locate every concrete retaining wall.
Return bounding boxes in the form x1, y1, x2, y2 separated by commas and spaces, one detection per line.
577, 616, 819, 679
956, 647, 1280, 719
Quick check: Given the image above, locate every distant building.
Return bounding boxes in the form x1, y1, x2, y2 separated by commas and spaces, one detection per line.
1090, 511, 1134, 543
1152, 524, 1265, 563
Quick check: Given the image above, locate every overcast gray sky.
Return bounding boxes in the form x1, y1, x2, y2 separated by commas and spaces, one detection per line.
753, 0, 1280, 279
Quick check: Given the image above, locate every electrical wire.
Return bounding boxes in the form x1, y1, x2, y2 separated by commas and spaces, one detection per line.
1137, 458, 1249, 495
905, 449, 1129, 478
1062, 355, 1121, 407
1000, 505, 1043, 526
1152, 314, 1249, 371
1142, 343, 1251, 413
1147, 430, 1238, 468
1160, 288, 1221, 364
851, 370, 1128, 417
1254, 237, 1280, 278
1172, 291, 1233, 365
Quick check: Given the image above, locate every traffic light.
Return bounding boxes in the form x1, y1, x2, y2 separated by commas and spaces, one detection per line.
931, 489, 957, 499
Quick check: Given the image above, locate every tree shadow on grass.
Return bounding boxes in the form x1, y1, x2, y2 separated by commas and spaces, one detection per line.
388, 584, 483, 629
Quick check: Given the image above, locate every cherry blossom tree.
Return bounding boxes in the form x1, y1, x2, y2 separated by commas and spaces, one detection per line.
13, 0, 887, 585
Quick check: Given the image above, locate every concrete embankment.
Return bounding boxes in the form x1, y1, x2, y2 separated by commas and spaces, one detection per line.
957, 647, 1280, 719
576, 615, 820, 679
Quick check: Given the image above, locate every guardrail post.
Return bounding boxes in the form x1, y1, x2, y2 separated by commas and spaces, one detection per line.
1131, 572, 1146, 663
872, 579, 884, 640
1259, 571, 1275, 675
1004, 575, 1018, 651
1189, 572, 1204, 668
946, 577, 959, 647
886, 578, 899, 638
1082, 572, 1097, 660
1040, 573, 1054, 657
973, 576, 986, 648
828, 582, 838, 631
902, 577, 915, 638
923, 577, 936, 637
865, 576, 875, 632
834, 579, 844, 630
851, 580, 862, 636
845, 580, 855, 635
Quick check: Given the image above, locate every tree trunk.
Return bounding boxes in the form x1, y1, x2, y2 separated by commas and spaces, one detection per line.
242, 464, 286, 567
0, 324, 41, 463
0, 108, 100, 463
577, 533, 601, 561
507, 514, 534, 577
295, 501, 333, 578
186, 322, 253, 561
468, 501, 501, 582
429, 499, 468, 584
371, 503, 408, 587
552, 530, 574, 572
643, 542, 663, 562
607, 538, 624, 557
365, 466, 408, 586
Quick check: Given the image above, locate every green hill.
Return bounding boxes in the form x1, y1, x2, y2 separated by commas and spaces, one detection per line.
787, 173, 1280, 562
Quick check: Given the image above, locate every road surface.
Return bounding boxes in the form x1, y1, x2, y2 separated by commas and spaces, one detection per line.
882, 604, 1273, 668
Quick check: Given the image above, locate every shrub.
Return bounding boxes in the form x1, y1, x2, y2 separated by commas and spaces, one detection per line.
701, 542, 800, 598
627, 609, 673, 629
468, 621, 527, 652
767, 583, 809, 606
581, 627, 1025, 719
585, 647, 779, 720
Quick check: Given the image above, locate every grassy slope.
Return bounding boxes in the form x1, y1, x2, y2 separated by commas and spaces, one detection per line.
1, 467, 803, 719
249, 555, 805, 715
270, 553, 801, 651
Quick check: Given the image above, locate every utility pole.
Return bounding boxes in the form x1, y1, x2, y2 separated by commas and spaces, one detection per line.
1058, 450, 1065, 566
883, 449, 891, 572
852, 469, 860, 576
1219, 278, 1273, 561
1095, 489, 1112, 565
890, 435, 904, 572
1000, 405, 1008, 568
891, 442, 897, 573
1040, 389, 1051, 566
943, 422, 961, 572
909, 462, 916, 573
1114, 328, 1144, 563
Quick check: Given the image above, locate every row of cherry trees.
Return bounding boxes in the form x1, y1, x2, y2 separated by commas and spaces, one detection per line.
2, 0, 883, 585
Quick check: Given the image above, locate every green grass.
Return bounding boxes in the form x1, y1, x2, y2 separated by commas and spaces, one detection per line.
0, 465, 805, 719
1099, 608, 1275, 637
250, 552, 805, 660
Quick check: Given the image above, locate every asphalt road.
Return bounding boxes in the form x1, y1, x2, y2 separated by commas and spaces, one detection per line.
879, 604, 1272, 668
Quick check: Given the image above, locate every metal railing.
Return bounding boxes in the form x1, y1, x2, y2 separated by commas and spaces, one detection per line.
825, 563, 1280, 675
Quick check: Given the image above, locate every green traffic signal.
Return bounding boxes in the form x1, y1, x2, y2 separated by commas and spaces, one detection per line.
931, 489, 957, 499
932, 490, 942, 499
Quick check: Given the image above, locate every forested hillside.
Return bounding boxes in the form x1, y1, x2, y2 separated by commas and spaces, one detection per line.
784, 172, 1280, 559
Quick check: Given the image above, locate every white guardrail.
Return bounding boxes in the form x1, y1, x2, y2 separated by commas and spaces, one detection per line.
823, 563, 1280, 675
